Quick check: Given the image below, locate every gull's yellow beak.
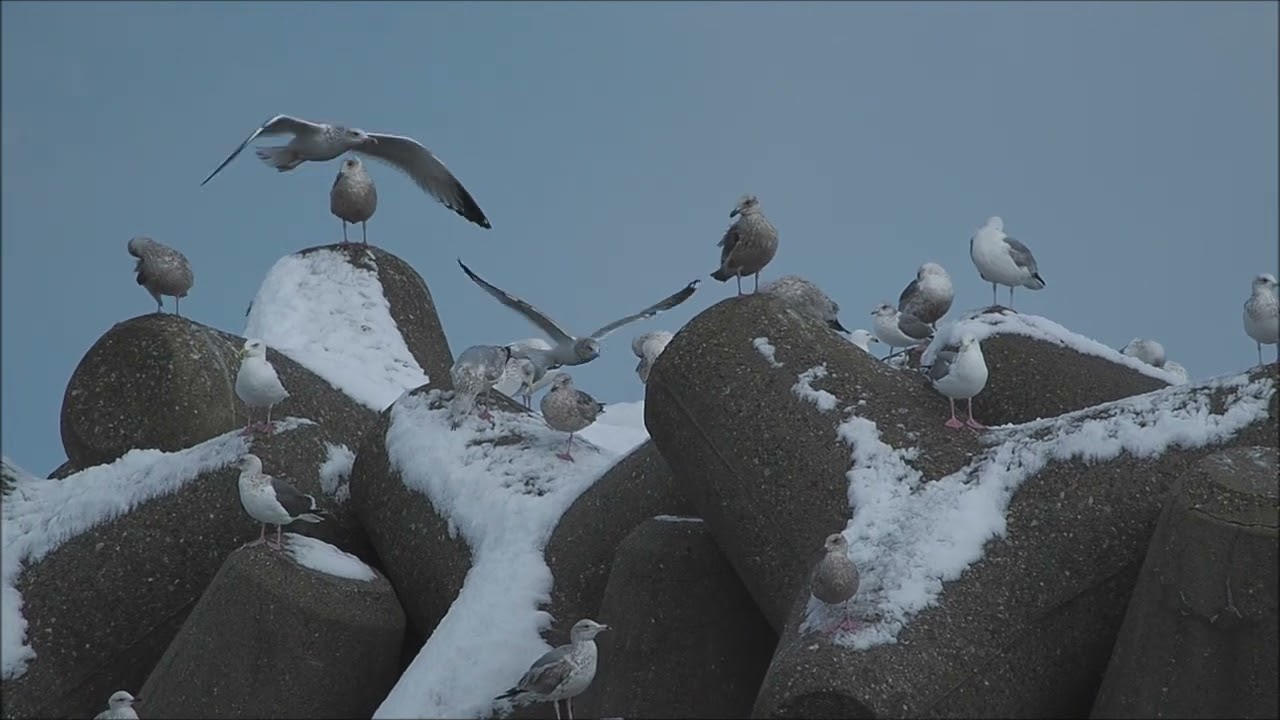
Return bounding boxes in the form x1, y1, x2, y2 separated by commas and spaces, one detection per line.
236, 348, 247, 359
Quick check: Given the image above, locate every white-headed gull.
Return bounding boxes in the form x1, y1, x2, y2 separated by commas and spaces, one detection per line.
1120, 338, 1167, 368
235, 339, 289, 435
926, 334, 989, 430
897, 261, 953, 327
1243, 273, 1279, 367
871, 303, 934, 357
236, 454, 325, 551
496, 618, 609, 720
94, 690, 140, 720
631, 330, 674, 384
969, 216, 1045, 310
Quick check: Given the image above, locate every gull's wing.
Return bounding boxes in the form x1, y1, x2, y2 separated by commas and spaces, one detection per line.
268, 476, 322, 518
516, 645, 574, 695
573, 388, 605, 417
897, 312, 934, 341
200, 114, 324, 187
457, 259, 575, 346
588, 280, 701, 340
927, 350, 958, 382
1002, 236, 1040, 274
357, 133, 491, 229
897, 278, 921, 312
717, 222, 741, 266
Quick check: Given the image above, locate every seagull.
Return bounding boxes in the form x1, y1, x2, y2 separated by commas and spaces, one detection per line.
871, 303, 934, 358
457, 258, 700, 377
897, 262, 954, 328
969, 216, 1045, 310
236, 454, 325, 551
1120, 338, 1167, 368
1163, 360, 1189, 385
847, 329, 881, 354
810, 533, 861, 634
495, 618, 610, 720
449, 345, 513, 429
127, 237, 194, 316
330, 156, 378, 244
762, 275, 848, 332
493, 338, 563, 407
925, 334, 989, 430
631, 331, 674, 384
1243, 272, 1279, 367
235, 338, 289, 435
710, 194, 780, 295
541, 374, 604, 462
200, 114, 491, 229
94, 691, 140, 720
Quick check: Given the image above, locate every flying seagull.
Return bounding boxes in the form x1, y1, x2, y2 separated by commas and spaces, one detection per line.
200, 114, 491, 229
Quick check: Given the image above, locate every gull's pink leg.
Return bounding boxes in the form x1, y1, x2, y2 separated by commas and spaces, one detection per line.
965, 398, 986, 430
836, 615, 862, 632
267, 525, 285, 551
556, 433, 576, 462
241, 524, 268, 549
944, 399, 965, 429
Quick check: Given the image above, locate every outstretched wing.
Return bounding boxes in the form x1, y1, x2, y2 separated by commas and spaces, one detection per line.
201, 114, 323, 186
588, 280, 701, 340
457, 259, 575, 345
358, 133, 490, 228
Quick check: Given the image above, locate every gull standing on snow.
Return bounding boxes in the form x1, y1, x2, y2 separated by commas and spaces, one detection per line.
236, 339, 289, 435
94, 691, 140, 720
330, 156, 378, 244
763, 275, 849, 332
457, 258, 700, 377
449, 345, 513, 429
1243, 273, 1279, 367
493, 338, 563, 407
1120, 338, 1167, 368
1163, 360, 1189, 385
200, 114, 491, 229
969, 216, 1045, 310
541, 374, 605, 462
871, 303, 934, 358
631, 331, 674, 384
847, 329, 881, 354
710, 194, 780, 295
496, 618, 609, 720
897, 262, 954, 328
127, 237, 194, 316
810, 533, 861, 633
236, 454, 325, 551
926, 334, 989, 430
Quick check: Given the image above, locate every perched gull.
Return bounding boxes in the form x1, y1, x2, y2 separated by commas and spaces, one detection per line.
847, 329, 881, 354
1243, 272, 1279, 367
330, 156, 378, 244
457, 258, 700, 376
200, 114, 491, 229
710, 194, 780, 295
127, 237, 194, 316
925, 334, 989, 430
236, 339, 289, 435
631, 330, 674, 384
496, 618, 609, 720
541, 374, 604, 462
236, 454, 325, 551
94, 690, 140, 720
762, 275, 848, 332
811, 533, 861, 634
1120, 338, 1167, 368
969, 216, 1045, 310
871, 303, 934, 357
1164, 360, 1189, 385
493, 338, 563, 407
897, 262, 954, 328
449, 345, 513, 429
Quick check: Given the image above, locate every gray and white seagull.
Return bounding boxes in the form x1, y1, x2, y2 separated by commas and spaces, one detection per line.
200, 114, 491, 229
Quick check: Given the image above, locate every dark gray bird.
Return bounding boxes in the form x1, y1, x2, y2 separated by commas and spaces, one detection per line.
330, 156, 378, 244
710, 194, 779, 295
811, 533, 861, 633
127, 237, 194, 315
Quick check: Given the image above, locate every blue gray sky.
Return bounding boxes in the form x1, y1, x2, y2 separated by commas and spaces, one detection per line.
3, 2, 1276, 475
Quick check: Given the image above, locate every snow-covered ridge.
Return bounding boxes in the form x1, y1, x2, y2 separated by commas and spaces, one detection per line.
245, 248, 430, 412
285, 533, 376, 582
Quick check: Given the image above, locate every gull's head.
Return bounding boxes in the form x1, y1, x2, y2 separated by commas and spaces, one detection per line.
126, 236, 152, 258
872, 303, 895, 318
570, 618, 609, 641
849, 329, 880, 350
1253, 273, 1278, 292
343, 127, 373, 145
823, 533, 849, 552
341, 156, 362, 172
239, 338, 268, 360
235, 454, 263, 475
730, 194, 759, 218
551, 373, 575, 391
982, 216, 1004, 232
958, 334, 980, 351
514, 357, 537, 387
107, 691, 138, 710
918, 262, 949, 279
574, 337, 601, 362
827, 315, 849, 333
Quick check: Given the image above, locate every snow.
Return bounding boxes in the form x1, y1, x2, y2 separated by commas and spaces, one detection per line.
1, 418, 311, 681
374, 390, 641, 719
577, 401, 649, 454
793, 366, 839, 412
285, 533, 376, 582
753, 337, 783, 367
318, 442, 356, 504
653, 515, 703, 523
245, 248, 430, 412
801, 371, 1274, 650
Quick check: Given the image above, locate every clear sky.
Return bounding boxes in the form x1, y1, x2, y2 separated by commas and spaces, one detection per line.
2, 1, 1276, 476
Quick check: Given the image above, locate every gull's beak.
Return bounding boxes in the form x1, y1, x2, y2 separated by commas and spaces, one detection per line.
871, 336, 882, 343
132, 697, 142, 704
597, 624, 610, 631
236, 348, 246, 359
828, 318, 849, 333
729, 208, 740, 218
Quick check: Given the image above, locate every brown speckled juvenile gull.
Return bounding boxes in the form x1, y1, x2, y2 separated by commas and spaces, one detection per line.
897, 262, 954, 328
710, 194, 779, 295
331, 156, 378, 244
540, 374, 604, 462
127, 236, 194, 315
763, 275, 848, 332
496, 618, 609, 720
631, 330, 674, 384
449, 345, 513, 429
811, 533, 861, 633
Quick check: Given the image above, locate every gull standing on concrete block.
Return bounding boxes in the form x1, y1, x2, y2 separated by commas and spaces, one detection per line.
1243, 273, 1279, 367
969, 216, 1045, 310
200, 114, 491, 229
235, 339, 289, 435
1120, 338, 1167, 368
871, 303, 934, 358
330, 156, 378, 244
496, 618, 609, 720
847, 329, 881, 354
631, 330, 674, 384
449, 345, 513, 429
541, 374, 605, 462
811, 533, 861, 634
926, 334, 989, 430
94, 691, 140, 720
236, 454, 325, 551
897, 262, 954, 328
127, 237, 194, 316
710, 194, 779, 295
763, 275, 849, 332
458, 258, 700, 376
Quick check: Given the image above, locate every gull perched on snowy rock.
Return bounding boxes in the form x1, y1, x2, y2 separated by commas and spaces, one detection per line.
330, 156, 378, 244
493, 337, 563, 407
1243, 272, 1279, 367
236, 454, 325, 551
871, 303, 934, 358
710, 194, 779, 295
631, 330, 674, 384
847, 329, 881, 354
1120, 338, 1167, 368
235, 339, 289, 435
127, 236, 194, 315
897, 262, 954, 328
969, 216, 1045, 310
926, 334, 989, 430
1164, 360, 1189, 385
541, 374, 605, 462
94, 690, 140, 720
763, 275, 848, 332
811, 533, 861, 634
449, 345, 513, 429
458, 258, 700, 377
496, 618, 609, 720
200, 114, 491, 229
